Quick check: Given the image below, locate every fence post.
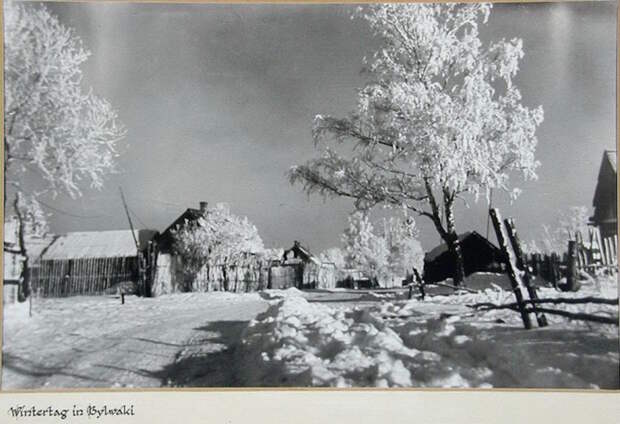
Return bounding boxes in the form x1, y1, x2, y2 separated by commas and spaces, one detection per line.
563, 240, 580, 292
549, 253, 558, 288
489, 208, 532, 329
504, 218, 548, 327
413, 268, 425, 300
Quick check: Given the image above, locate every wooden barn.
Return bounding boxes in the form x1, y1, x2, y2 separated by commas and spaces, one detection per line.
32, 229, 157, 297
269, 241, 336, 289
423, 231, 503, 283
591, 150, 617, 240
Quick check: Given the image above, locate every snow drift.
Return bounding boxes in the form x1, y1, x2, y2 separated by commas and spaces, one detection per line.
238, 280, 619, 388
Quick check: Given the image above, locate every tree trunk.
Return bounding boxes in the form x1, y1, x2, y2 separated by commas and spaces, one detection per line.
13, 193, 32, 301
423, 181, 465, 287
446, 232, 466, 286
443, 194, 465, 287
222, 260, 229, 292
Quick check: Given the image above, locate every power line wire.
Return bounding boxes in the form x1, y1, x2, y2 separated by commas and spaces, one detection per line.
36, 200, 111, 219
129, 208, 148, 229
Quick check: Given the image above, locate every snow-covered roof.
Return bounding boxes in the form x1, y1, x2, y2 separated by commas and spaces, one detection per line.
42, 230, 156, 260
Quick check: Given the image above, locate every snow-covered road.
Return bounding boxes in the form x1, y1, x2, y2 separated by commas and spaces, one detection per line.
2, 293, 269, 389
2, 283, 617, 389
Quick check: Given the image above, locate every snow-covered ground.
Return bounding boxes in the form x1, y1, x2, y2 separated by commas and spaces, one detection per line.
238, 279, 619, 389
2, 292, 268, 389
2, 276, 618, 389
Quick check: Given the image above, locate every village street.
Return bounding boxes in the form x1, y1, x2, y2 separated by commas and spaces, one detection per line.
1, 293, 270, 389
3, 283, 618, 389
2, 290, 404, 389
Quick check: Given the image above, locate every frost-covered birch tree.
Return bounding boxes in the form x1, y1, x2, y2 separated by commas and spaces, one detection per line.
173, 203, 264, 289
289, 3, 543, 285
381, 217, 424, 280
341, 212, 389, 283
319, 247, 346, 270
4, 2, 126, 299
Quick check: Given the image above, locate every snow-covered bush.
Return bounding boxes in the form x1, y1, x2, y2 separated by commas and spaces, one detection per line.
381, 216, 424, 280
173, 203, 264, 277
341, 212, 390, 282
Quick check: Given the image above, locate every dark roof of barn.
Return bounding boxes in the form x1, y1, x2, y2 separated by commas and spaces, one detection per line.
605, 150, 617, 172
592, 150, 617, 207
424, 231, 500, 263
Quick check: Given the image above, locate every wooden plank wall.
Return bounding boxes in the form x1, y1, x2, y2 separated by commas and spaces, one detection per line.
31, 256, 138, 297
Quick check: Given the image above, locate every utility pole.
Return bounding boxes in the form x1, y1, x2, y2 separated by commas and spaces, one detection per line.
119, 187, 139, 249
119, 186, 142, 298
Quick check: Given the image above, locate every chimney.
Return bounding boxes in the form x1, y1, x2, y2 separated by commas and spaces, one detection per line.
199, 201, 208, 214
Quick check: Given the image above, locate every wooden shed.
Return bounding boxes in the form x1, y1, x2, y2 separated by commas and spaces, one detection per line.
269, 241, 336, 290
32, 229, 157, 297
591, 150, 617, 240
423, 231, 503, 283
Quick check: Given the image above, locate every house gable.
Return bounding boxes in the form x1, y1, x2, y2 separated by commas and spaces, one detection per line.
591, 150, 617, 239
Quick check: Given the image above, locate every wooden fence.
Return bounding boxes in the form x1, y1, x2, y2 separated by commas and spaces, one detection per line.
31, 256, 138, 297
524, 252, 563, 286
574, 228, 617, 273
152, 252, 337, 295
487, 208, 618, 329
191, 259, 270, 293
524, 227, 617, 286
151, 252, 271, 295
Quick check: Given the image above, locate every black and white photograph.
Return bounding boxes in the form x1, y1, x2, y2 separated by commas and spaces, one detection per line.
2, 0, 618, 390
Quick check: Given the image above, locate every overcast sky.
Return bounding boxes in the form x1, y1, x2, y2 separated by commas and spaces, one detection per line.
13, 1, 617, 252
